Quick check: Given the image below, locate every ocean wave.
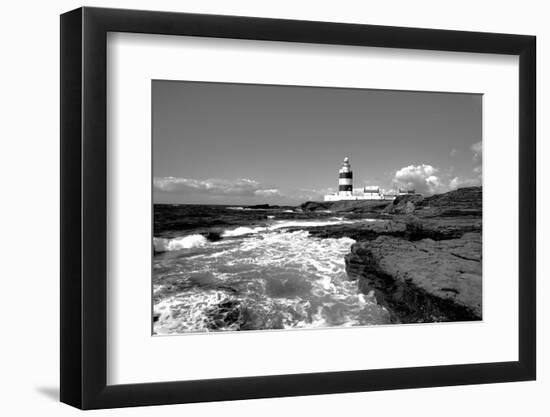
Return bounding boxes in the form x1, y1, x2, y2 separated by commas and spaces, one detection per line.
227, 206, 273, 211
222, 226, 266, 237
218, 217, 361, 238
154, 288, 241, 333
220, 218, 354, 238
268, 218, 353, 230
154, 234, 208, 252
152, 230, 391, 333
154, 216, 377, 252
153, 216, 374, 252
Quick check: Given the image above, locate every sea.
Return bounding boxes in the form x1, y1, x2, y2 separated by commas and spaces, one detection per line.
153, 204, 391, 334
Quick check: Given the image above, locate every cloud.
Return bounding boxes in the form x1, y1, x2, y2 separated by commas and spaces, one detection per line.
254, 189, 281, 197
392, 164, 448, 195
154, 177, 334, 203
392, 163, 482, 195
471, 141, 482, 162
154, 177, 278, 197
450, 148, 458, 157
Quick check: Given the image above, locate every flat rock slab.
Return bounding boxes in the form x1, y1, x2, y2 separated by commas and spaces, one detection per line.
346, 232, 482, 322
298, 220, 407, 240
292, 216, 481, 242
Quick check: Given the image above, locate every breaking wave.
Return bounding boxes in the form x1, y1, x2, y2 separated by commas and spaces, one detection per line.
153, 228, 391, 334
221, 226, 266, 237
153, 234, 207, 252
220, 217, 357, 238
154, 217, 373, 251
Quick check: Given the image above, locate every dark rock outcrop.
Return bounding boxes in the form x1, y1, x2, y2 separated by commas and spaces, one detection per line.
384, 186, 482, 218
203, 231, 223, 242
346, 233, 482, 323
403, 216, 482, 241
291, 187, 483, 323
340, 187, 483, 323
301, 200, 391, 213
300, 201, 333, 212
299, 215, 481, 242
297, 220, 407, 240
383, 194, 423, 215
247, 204, 279, 209
302, 187, 481, 218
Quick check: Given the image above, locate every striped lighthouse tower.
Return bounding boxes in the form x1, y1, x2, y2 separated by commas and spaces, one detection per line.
338, 157, 353, 196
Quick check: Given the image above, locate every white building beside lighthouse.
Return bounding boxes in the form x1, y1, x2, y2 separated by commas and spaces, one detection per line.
324, 157, 398, 201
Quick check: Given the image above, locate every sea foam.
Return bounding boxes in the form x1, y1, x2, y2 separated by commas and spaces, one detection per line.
153, 234, 207, 252
221, 226, 266, 237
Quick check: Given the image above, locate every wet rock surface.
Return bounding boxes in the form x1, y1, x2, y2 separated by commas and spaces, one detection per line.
346, 233, 482, 322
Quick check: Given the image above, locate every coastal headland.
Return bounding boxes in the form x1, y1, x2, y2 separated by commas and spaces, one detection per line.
297, 186, 482, 323
153, 186, 482, 332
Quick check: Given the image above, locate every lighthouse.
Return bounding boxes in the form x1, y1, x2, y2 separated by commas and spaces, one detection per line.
338, 157, 353, 196
324, 157, 397, 201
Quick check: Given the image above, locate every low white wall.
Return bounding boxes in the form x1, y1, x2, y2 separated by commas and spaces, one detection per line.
324, 194, 395, 201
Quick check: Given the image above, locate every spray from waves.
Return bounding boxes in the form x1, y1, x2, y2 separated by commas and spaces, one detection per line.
154, 234, 207, 252
221, 226, 266, 237
220, 217, 360, 238
153, 229, 391, 334
154, 217, 381, 252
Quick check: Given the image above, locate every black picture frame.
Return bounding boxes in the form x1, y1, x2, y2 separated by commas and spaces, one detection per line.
60, 6, 536, 410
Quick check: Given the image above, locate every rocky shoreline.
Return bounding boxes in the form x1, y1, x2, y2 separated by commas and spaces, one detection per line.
300, 187, 482, 323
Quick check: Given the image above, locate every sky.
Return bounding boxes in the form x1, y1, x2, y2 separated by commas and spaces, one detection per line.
153, 80, 482, 205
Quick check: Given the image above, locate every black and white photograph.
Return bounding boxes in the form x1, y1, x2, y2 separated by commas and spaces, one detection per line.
2, 0, 543, 413
152, 81, 483, 334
